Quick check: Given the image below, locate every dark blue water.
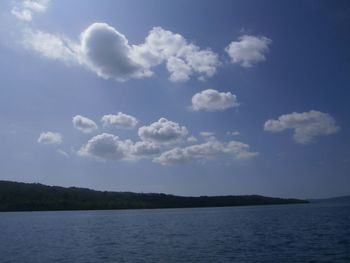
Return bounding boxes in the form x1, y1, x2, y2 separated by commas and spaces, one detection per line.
0, 203, 349, 262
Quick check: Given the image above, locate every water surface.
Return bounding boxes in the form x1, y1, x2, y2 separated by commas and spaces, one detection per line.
0, 203, 349, 262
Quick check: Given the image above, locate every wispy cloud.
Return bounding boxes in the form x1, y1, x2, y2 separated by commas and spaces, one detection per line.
154, 139, 258, 165
12, 0, 50, 22
264, 110, 340, 144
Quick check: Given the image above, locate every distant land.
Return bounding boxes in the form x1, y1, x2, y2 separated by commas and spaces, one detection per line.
309, 195, 350, 204
0, 180, 308, 212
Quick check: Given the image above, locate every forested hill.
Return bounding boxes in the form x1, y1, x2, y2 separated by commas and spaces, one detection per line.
0, 180, 308, 212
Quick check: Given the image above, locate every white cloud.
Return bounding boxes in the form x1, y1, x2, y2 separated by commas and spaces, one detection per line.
225, 35, 272, 68
138, 118, 188, 144
192, 89, 239, 111
154, 139, 258, 165
72, 115, 97, 133
132, 27, 219, 82
57, 149, 69, 157
11, 0, 50, 22
79, 23, 152, 81
37, 131, 62, 145
227, 130, 240, 136
200, 131, 216, 141
187, 136, 198, 143
23, 29, 78, 63
11, 8, 32, 22
264, 110, 340, 144
22, 22, 219, 82
131, 141, 161, 157
101, 112, 138, 129
78, 133, 161, 161
200, 131, 215, 137
78, 133, 133, 161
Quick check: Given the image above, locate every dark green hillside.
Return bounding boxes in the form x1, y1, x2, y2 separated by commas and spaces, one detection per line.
0, 180, 308, 212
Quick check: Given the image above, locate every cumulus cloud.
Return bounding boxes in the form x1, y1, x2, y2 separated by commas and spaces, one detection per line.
12, 0, 50, 21
264, 110, 340, 144
78, 133, 133, 160
23, 22, 219, 82
37, 131, 62, 145
101, 112, 138, 129
78, 133, 160, 161
132, 27, 219, 82
131, 141, 161, 157
154, 139, 258, 165
225, 35, 272, 68
72, 115, 97, 133
79, 23, 152, 81
138, 118, 188, 144
192, 89, 239, 111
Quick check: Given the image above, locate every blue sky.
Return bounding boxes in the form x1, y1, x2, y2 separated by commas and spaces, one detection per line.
0, 0, 349, 198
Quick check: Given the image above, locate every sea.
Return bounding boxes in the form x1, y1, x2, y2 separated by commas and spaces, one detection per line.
0, 202, 349, 262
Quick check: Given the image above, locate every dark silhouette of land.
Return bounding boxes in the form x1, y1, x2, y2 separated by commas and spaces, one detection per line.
0, 180, 308, 212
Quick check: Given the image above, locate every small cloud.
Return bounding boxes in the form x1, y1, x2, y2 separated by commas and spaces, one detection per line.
192, 89, 239, 111
11, 0, 50, 22
57, 149, 69, 157
227, 130, 240, 136
225, 35, 272, 68
72, 115, 98, 133
200, 131, 215, 137
264, 110, 340, 144
138, 118, 188, 144
101, 112, 138, 129
187, 136, 198, 143
37, 131, 62, 145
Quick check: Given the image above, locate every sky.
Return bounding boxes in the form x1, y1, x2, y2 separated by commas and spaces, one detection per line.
0, 0, 349, 199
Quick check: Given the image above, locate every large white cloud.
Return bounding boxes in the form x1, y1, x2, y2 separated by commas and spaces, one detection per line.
138, 118, 188, 144
12, 0, 50, 22
72, 115, 97, 133
154, 139, 258, 165
264, 110, 340, 144
79, 23, 152, 81
23, 23, 220, 82
37, 131, 62, 145
225, 35, 272, 68
101, 112, 138, 129
192, 89, 239, 111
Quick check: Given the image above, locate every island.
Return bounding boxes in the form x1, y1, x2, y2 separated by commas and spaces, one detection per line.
0, 180, 308, 212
